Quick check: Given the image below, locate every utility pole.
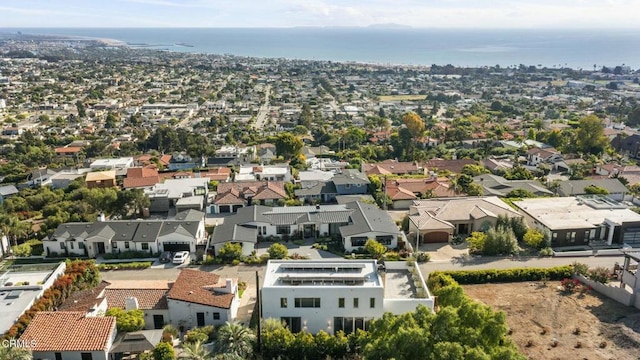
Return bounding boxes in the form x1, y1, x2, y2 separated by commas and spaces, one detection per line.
255, 270, 262, 353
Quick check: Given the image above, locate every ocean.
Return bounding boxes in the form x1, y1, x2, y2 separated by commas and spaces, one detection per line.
2, 27, 640, 69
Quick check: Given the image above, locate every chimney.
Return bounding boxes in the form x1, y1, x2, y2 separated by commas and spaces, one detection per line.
97, 213, 106, 222
222, 278, 234, 294
125, 297, 139, 311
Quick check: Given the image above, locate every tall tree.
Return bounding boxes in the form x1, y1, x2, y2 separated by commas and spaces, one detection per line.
275, 132, 303, 161
574, 115, 609, 155
402, 112, 425, 139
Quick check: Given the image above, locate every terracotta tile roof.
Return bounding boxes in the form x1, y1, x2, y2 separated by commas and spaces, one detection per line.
19, 312, 116, 352
217, 181, 287, 201
106, 280, 171, 289
253, 182, 287, 200
123, 176, 160, 188
55, 146, 82, 154
104, 289, 168, 310
160, 155, 172, 165
215, 189, 246, 205
423, 159, 476, 174
58, 281, 110, 312
363, 160, 422, 175
167, 269, 235, 309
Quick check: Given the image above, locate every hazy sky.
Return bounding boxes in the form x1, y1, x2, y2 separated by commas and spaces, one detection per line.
0, 0, 638, 28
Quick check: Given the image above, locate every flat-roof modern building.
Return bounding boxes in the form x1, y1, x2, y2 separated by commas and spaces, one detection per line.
261, 260, 433, 335
514, 196, 640, 247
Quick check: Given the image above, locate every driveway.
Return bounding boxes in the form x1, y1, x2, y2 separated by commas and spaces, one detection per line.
255, 239, 340, 260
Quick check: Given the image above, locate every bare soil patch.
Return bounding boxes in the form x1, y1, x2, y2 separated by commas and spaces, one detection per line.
463, 281, 640, 360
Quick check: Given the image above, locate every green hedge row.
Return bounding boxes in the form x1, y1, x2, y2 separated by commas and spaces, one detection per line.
97, 262, 152, 271
429, 265, 573, 285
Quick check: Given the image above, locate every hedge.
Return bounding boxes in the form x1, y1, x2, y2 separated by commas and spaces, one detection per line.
97, 262, 152, 271
429, 265, 573, 285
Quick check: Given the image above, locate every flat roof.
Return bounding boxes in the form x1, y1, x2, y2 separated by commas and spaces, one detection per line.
514, 196, 640, 230
263, 260, 382, 288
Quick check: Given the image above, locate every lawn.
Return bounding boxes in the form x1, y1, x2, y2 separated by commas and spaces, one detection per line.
463, 281, 640, 360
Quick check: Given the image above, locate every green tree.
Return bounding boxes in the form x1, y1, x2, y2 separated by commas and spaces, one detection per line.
505, 189, 536, 198
364, 239, 387, 259
461, 164, 489, 177
574, 115, 609, 155
466, 232, 487, 255
261, 326, 295, 359
179, 340, 212, 360
584, 185, 609, 195
267, 243, 288, 259
523, 228, 547, 249
402, 112, 425, 139
483, 227, 518, 255
76, 100, 86, 118
0, 341, 31, 360
275, 132, 303, 160
153, 341, 176, 360
105, 308, 145, 332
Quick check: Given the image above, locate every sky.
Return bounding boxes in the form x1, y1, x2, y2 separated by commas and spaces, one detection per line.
0, 0, 638, 29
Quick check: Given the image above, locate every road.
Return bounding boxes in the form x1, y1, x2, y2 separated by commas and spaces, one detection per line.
99, 255, 624, 283
252, 84, 271, 130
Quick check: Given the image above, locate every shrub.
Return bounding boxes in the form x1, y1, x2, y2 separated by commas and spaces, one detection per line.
106, 308, 145, 332
11, 243, 32, 257
466, 232, 486, 255
429, 266, 573, 285
268, 243, 288, 259
587, 266, 610, 284
152, 341, 176, 360
539, 247, 554, 257
415, 252, 430, 263
364, 239, 387, 259
484, 227, 518, 255
184, 325, 215, 344
572, 262, 589, 276
218, 243, 243, 263
561, 278, 582, 293
97, 262, 152, 271
523, 229, 547, 249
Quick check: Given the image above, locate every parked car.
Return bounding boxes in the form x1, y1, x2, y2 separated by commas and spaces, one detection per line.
159, 251, 172, 263
172, 251, 190, 264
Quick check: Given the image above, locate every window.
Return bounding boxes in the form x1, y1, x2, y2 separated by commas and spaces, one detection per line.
294, 297, 321, 308
79, 242, 85, 249
334, 317, 371, 335
81, 353, 93, 360
196, 312, 205, 327
566, 231, 576, 243
55, 353, 62, 360
141, 242, 149, 250
370, 297, 375, 308
281, 317, 302, 333
112, 241, 118, 249
276, 225, 290, 235
213, 312, 220, 320
125, 241, 130, 249
60, 242, 65, 250
69, 242, 74, 250
280, 298, 288, 308
338, 298, 345, 308
351, 237, 367, 247
551, 232, 558, 243
353, 298, 359, 308
376, 235, 393, 246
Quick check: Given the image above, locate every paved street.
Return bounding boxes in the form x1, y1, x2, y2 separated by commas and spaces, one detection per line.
252, 84, 272, 130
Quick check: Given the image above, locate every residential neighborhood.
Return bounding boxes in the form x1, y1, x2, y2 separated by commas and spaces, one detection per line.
2, 34, 640, 360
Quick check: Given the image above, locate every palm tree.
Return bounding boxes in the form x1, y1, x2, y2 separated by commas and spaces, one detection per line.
179, 340, 212, 360
215, 321, 255, 359
0, 214, 31, 247
0, 342, 32, 360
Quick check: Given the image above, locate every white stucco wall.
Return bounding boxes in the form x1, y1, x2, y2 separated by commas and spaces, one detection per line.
343, 231, 398, 252
166, 299, 237, 330
32, 350, 109, 360
262, 286, 384, 334
158, 233, 196, 253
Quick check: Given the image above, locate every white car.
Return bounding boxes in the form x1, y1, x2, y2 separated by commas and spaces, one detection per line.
172, 251, 190, 264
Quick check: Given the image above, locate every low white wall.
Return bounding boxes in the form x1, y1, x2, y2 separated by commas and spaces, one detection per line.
594, 249, 623, 256
575, 274, 634, 307
554, 250, 592, 257
383, 298, 435, 314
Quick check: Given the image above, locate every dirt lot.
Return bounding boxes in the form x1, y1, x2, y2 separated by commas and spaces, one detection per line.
463, 282, 640, 360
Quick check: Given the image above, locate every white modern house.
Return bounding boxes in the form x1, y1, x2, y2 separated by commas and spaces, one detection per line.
261, 260, 434, 334
89, 157, 134, 171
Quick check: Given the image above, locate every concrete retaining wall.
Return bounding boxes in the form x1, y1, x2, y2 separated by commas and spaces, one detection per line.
575, 274, 635, 307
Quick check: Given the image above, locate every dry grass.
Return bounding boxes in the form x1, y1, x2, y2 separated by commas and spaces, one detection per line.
378, 95, 427, 102
463, 281, 640, 360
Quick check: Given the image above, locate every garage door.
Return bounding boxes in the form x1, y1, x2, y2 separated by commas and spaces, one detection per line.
219, 205, 231, 213
162, 242, 191, 252
422, 231, 449, 243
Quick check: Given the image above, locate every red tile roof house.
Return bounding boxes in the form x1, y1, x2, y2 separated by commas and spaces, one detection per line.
122, 166, 161, 189
212, 181, 287, 214
19, 312, 117, 360
103, 280, 170, 330
385, 178, 462, 210
166, 269, 239, 330
362, 160, 425, 176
